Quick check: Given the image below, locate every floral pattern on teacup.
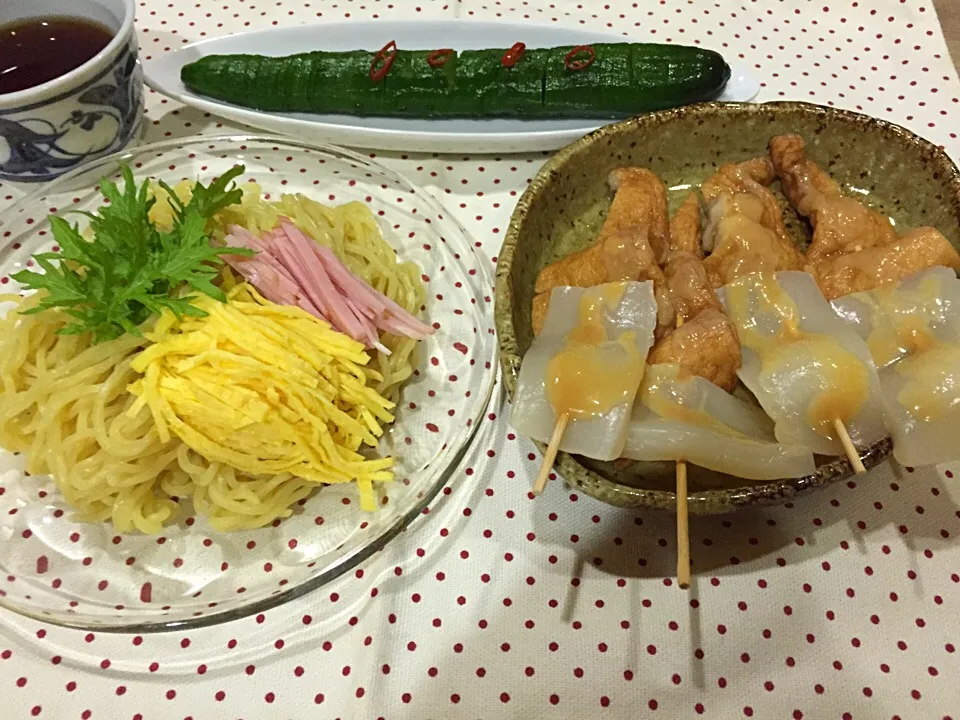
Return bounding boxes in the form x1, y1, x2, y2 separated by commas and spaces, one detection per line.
0, 40, 143, 183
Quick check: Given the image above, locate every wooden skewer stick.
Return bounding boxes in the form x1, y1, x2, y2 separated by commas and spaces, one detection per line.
533, 413, 569, 495
833, 418, 867, 475
676, 457, 691, 589
674, 314, 691, 589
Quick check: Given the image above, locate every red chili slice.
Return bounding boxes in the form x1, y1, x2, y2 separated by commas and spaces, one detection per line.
370, 40, 398, 83
427, 48, 454, 68
564, 45, 596, 72
501, 42, 526, 68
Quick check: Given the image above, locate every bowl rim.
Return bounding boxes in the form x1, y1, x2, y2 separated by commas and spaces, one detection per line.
495, 99, 960, 514
0, 132, 500, 632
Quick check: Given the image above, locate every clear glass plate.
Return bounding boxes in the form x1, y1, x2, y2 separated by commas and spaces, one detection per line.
0, 135, 498, 631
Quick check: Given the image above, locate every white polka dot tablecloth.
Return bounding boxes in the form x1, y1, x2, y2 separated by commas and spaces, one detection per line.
3, 1, 960, 718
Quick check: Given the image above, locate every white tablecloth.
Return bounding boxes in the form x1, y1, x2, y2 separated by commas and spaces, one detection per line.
2, 1, 960, 718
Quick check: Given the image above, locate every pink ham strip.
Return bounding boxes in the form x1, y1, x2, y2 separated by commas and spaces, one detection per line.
220, 219, 434, 350
311, 244, 426, 338
274, 220, 379, 346
294, 231, 435, 339
224, 227, 295, 286
223, 229, 327, 319
279, 221, 434, 340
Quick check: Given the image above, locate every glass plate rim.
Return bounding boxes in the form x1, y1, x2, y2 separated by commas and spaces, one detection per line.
0, 133, 501, 633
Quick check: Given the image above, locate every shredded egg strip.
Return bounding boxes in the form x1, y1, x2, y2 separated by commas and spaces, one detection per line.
127, 282, 395, 511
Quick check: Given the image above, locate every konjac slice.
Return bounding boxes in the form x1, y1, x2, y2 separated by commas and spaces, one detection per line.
831, 266, 960, 369
831, 266, 960, 467
880, 342, 960, 467
718, 270, 887, 456
510, 281, 657, 461
622, 364, 816, 480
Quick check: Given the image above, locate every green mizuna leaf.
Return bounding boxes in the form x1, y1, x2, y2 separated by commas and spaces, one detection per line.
11, 163, 254, 342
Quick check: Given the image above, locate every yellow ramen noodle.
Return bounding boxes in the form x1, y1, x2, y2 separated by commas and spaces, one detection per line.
128, 281, 396, 514
0, 283, 395, 534
0, 292, 180, 533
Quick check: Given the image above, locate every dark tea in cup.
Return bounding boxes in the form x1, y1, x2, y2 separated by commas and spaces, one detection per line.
0, 17, 114, 95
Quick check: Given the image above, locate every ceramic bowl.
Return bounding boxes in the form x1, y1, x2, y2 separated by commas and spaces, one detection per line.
495, 101, 960, 514
0, 0, 142, 183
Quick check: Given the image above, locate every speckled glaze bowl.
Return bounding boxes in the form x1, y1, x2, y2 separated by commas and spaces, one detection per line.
495, 101, 960, 514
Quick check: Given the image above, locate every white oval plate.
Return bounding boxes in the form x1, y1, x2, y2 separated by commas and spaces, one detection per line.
144, 20, 760, 154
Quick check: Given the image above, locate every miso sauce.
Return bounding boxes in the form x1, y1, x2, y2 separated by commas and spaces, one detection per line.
0, 17, 113, 95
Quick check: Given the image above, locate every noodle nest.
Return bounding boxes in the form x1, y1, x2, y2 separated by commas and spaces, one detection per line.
0, 187, 426, 532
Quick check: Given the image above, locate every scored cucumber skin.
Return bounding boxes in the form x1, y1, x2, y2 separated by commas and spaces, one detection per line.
181, 52, 384, 114
384, 50, 459, 117
629, 44, 730, 113
455, 49, 546, 117
538, 43, 729, 118
537, 43, 635, 118
180, 43, 731, 118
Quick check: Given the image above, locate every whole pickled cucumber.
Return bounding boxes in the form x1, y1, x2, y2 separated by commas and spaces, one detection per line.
180, 43, 731, 119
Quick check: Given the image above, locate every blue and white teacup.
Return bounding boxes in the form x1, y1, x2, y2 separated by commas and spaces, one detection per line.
0, 0, 143, 183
